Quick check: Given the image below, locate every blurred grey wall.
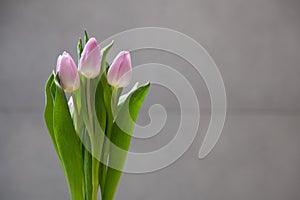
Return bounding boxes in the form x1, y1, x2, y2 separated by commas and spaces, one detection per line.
1, 0, 300, 112
0, 0, 300, 200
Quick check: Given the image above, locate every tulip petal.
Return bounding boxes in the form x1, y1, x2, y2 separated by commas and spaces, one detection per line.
117, 52, 132, 88
79, 38, 101, 79
56, 52, 80, 92
107, 51, 132, 88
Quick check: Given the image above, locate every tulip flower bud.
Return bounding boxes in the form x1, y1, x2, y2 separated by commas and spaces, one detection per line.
56, 52, 80, 92
107, 51, 132, 88
79, 37, 101, 79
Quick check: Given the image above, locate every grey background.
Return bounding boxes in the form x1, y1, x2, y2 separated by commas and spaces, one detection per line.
1, 0, 300, 199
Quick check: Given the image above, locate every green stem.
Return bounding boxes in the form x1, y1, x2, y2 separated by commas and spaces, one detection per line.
86, 78, 99, 200
100, 131, 109, 189
91, 150, 99, 200
86, 79, 93, 135
112, 88, 118, 110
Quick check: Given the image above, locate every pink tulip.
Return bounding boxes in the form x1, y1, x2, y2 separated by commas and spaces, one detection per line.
79, 38, 101, 79
107, 51, 132, 88
56, 52, 80, 92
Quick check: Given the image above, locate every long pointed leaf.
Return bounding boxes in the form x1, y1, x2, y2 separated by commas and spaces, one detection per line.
103, 83, 150, 200
53, 78, 85, 200
44, 73, 60, 159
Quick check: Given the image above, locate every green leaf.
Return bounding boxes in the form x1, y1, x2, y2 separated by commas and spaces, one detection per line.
103, 83, 150, 200
44, 73, 60, 159
84, 29, 89, 44
100, 41, 114, 74
95, 41, 114, 193
95, 76, 107, 136
77, 38, 83, 63
53, 77, 85, 200
95, 73, 107, 191
114, 82, 139, 117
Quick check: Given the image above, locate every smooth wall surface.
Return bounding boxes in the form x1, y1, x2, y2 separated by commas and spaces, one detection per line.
0, 0, 300, 199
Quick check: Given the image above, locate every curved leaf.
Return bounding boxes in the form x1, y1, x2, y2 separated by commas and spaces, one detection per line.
53, 77, 85, 200
103, 83, 150, 200
44, 73, 60, 158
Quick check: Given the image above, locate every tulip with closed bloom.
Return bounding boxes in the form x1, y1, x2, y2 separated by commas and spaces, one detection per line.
56, 52, 80, 92
79, 37, 101, 79
107, 51, 132, 88
79, 37, 102, 200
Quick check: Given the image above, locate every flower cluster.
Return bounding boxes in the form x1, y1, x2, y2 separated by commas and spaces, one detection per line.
44, 30, 149, 200
56, 37, 132, 92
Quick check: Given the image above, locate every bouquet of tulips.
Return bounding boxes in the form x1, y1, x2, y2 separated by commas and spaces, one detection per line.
44, 30, 150, 200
